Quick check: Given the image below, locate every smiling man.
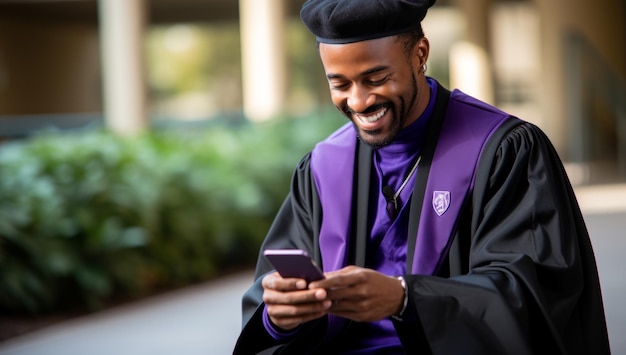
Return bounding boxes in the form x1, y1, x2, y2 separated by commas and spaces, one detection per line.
233, 0, 610, 354
322, 33, 430, 149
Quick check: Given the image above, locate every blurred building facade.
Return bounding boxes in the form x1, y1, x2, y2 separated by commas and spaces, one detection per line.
0, 0, 624, 184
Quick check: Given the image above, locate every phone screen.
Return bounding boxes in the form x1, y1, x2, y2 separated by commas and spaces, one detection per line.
263, 249, 325, 283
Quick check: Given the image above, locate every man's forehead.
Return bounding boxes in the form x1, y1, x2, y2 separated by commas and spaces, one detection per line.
319, 38, 403, 74
319, 36, 400, 56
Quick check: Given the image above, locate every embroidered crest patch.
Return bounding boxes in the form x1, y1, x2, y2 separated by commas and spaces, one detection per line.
432, 191, 450, 216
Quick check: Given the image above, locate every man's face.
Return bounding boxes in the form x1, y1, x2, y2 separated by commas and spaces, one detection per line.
319, 36, 424, 148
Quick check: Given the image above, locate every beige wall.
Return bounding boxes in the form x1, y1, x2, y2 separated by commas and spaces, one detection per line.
0, 18, 101, 115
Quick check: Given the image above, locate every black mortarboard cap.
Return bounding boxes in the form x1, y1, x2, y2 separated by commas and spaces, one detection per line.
300, 0, 436, 44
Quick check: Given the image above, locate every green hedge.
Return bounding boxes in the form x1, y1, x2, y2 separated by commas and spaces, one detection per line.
0, 111, 342, 315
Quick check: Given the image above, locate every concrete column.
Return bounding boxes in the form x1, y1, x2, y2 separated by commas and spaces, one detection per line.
449, 41, 493, 104
98, 0, 148, 135
449, 0, 494, 104
452, 0, 492, 51
239, 0, 286, 122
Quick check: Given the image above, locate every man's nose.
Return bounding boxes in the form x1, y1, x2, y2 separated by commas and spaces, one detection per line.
346, 86, 375, 113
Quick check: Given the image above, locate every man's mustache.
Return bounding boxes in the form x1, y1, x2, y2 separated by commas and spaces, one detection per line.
342, 103, 389, 116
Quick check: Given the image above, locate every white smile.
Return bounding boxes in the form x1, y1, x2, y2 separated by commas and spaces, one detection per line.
355, 107, 387, 124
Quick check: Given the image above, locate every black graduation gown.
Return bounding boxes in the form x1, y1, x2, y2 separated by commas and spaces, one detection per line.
233, 95, 611, 355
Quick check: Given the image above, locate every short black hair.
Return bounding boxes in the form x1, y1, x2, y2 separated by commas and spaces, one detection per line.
396, 25, 426, 58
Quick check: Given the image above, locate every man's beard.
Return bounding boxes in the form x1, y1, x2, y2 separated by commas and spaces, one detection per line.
345, 69, 419, 149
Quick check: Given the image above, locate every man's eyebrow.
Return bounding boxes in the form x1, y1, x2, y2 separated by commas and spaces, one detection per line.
362, 66, 389, 76
326, 65, 390, 80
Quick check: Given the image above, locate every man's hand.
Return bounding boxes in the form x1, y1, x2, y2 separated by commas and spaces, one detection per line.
308, 266, 405, 322
262, 272, 332, 330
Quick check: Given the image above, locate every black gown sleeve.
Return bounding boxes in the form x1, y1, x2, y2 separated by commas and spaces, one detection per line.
234, 153, 328, 355
399, 122, 610, 354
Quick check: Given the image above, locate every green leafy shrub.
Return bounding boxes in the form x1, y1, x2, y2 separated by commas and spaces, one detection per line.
0, 110, 342, 314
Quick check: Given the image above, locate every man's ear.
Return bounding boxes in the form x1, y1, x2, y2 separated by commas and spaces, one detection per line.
416, 37, 430, 67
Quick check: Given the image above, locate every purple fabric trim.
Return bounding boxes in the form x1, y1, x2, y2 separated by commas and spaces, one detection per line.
411, 90, 510, 274
310, 124, 357, 338
311, 123, 358, 274
262, 305, 300, 340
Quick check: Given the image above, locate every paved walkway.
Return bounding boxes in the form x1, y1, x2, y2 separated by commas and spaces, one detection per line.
0, 271, 254, 355
0, 184, 624, 355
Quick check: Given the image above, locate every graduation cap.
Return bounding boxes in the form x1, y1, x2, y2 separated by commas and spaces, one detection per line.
300, 0, 437, 44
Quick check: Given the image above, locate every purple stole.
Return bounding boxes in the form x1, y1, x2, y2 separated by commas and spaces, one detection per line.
310, 89, 510, 276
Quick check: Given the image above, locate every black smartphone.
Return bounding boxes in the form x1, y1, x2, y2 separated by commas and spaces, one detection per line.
263, 249, 325, 283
